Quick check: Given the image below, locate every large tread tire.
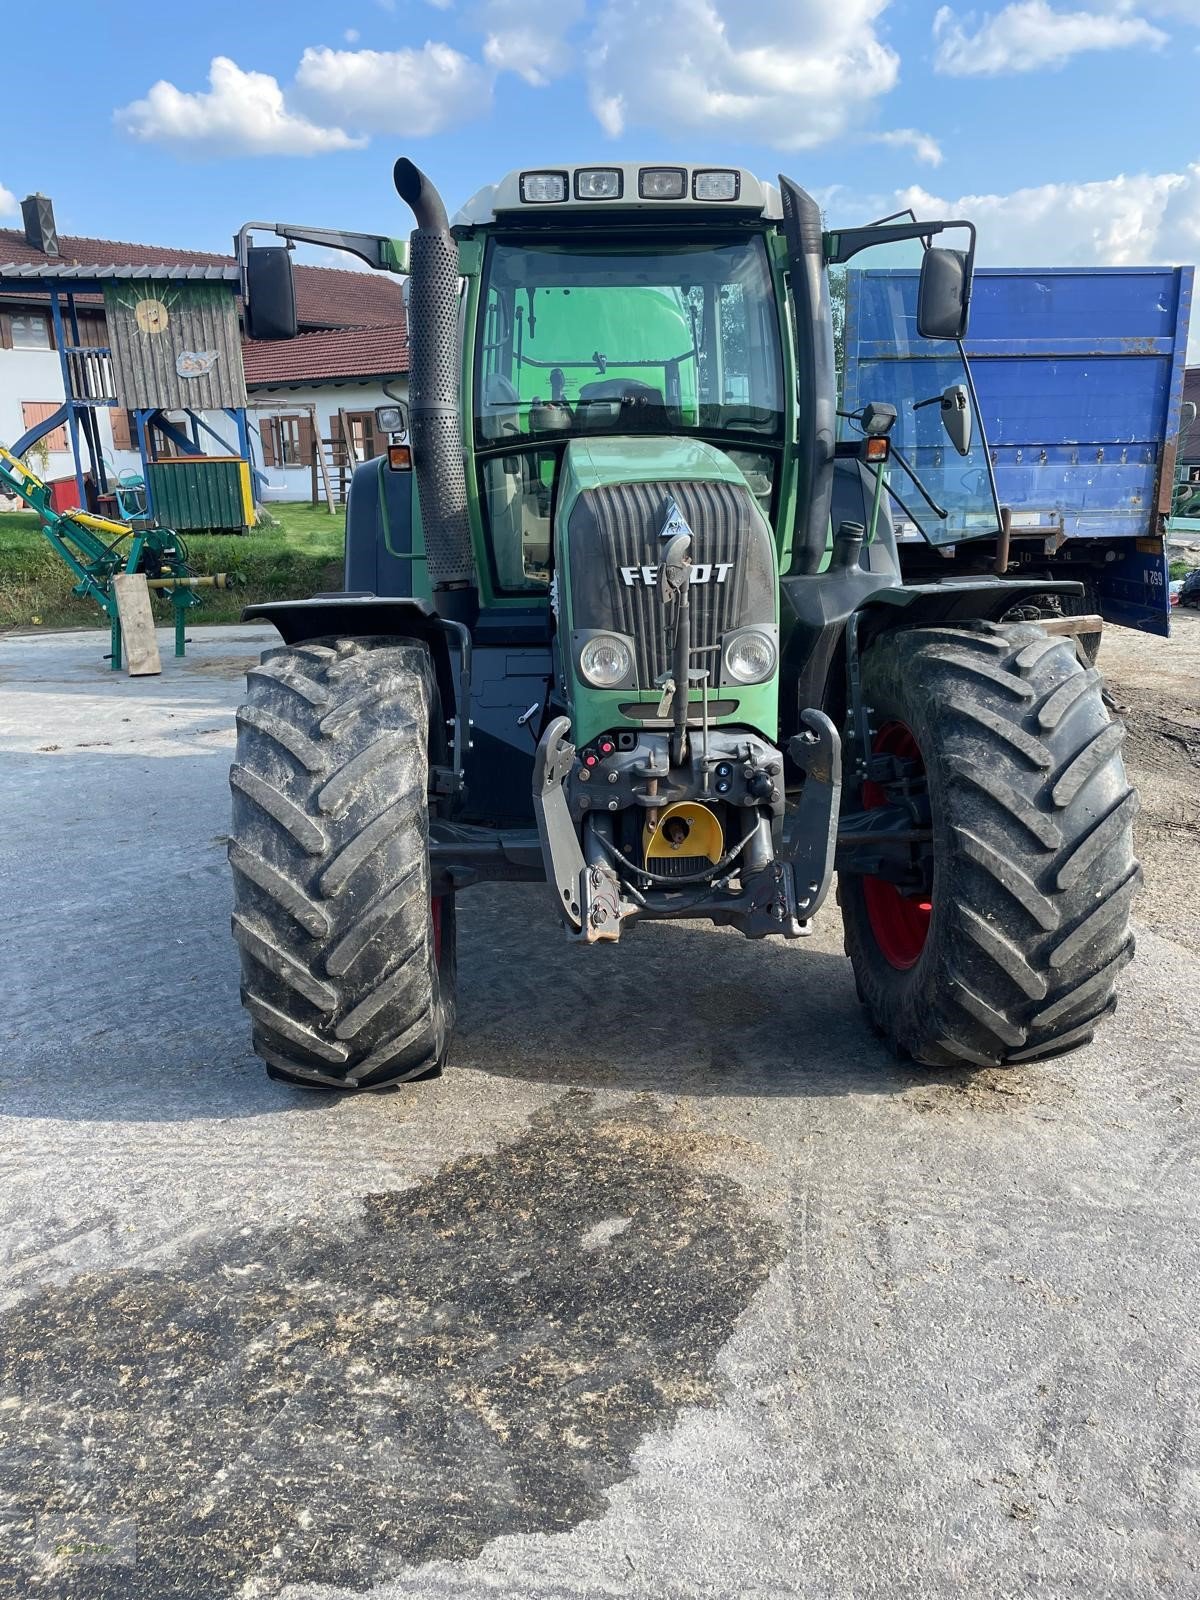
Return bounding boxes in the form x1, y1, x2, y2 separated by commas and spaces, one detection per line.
228, 637, 455, 1091
840, 620, 1139, 1068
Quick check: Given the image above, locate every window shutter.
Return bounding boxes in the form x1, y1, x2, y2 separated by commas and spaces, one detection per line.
0, 312, 11, 351
109, 407, 132, 452
20, 401, 68, 453
260, 418, 278, 468
298, 415, 315, 465
77, 314, 108, 350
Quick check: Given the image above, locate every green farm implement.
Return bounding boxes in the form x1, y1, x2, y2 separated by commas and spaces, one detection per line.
0, 446, 236, 667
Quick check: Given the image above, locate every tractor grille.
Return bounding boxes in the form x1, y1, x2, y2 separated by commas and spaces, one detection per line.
567, 478, 775, 688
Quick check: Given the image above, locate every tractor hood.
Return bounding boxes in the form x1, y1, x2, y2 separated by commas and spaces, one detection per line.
555, 435, 758, 524
554, 436, 780, 746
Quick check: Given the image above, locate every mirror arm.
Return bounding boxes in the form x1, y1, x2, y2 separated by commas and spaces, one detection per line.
234, 221, 406, 298
886, 442, 949, 520
956, 336, 1004, 532
823, 219, 975, 265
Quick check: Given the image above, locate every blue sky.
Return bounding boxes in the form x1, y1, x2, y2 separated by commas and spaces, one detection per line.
0, 0, 1195, 273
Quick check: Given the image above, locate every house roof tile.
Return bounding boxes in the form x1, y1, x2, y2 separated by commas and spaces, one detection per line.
242, 322, 409, 386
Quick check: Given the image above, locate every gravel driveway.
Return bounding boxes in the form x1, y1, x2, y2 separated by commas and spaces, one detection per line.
0, 618, 1197, 1600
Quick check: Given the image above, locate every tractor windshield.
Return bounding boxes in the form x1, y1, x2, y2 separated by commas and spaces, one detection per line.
475, 235, 784, 447
475, 234, 784, 593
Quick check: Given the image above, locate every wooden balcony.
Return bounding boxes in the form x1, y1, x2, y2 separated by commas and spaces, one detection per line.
64, 346, 116, 404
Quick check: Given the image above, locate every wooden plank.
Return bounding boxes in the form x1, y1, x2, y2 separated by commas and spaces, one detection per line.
111, 573, 162, 676
338, 408, 357, 471
1036, 614, 1105, 637
310, 405, 336, 515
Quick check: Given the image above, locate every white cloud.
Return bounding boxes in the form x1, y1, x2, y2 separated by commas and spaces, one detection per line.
295, 43, 492, 135
344, 27, 360, 42
933, 1, 1167, 75
0, 182, 16, 218
116, 56, 363, 156
898, 166, 1197, 266
586, 0, 899, 148
871, 127, 944, 166
481, 0, 584, 84
900, 162, 1200, 355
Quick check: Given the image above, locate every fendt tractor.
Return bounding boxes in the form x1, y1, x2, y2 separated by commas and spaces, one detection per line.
226, 159, 1137, 1090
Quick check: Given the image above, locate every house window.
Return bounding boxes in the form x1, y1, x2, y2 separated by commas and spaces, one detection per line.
20, 401, 67, 453
260, 414, 313, 469
277, 416, 303, 466
343, 411, 381, 463
11, 313, 53, 350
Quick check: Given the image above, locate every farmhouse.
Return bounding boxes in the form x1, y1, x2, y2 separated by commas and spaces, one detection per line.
0, 194, 408, 504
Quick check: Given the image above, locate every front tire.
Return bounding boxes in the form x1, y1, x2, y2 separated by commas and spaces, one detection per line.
840, 621, 1139, 1068
228, 637, 456, 1090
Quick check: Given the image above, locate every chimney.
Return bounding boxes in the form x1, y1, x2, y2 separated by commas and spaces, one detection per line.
21, 194, 59, 258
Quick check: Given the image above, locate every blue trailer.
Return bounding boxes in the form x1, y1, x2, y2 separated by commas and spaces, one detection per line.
843, 264, 1193, 636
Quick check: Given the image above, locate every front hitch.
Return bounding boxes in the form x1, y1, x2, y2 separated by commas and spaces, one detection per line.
532, 716, 622, 942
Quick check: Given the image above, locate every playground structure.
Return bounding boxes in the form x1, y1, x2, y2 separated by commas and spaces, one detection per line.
0, 255, 260, 665
0, 258, 258, 527
0, 445, 238, 668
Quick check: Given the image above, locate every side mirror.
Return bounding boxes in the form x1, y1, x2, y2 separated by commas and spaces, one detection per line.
940, 384, 972, 456
917, 247, 971, 340
245, 246, 298, 341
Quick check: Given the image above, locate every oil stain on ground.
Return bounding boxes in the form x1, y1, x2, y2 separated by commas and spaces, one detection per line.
0, 1096, 778, 1599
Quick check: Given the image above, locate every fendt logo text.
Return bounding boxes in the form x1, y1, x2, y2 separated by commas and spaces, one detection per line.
619, 563, 734, 587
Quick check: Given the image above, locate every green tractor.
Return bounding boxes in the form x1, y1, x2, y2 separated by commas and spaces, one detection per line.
228, 159, 1137, 1090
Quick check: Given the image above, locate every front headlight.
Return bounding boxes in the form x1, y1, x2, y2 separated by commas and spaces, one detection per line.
724, 631, 776, 685
580, 634, 634, 688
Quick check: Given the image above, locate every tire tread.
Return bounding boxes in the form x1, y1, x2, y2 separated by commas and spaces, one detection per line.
841, 622, 1138, 1068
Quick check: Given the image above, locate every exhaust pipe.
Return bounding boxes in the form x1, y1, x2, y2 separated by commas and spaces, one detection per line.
393, 158, 474, 591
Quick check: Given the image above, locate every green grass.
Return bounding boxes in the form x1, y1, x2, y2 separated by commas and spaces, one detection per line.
0, 502, 345, 630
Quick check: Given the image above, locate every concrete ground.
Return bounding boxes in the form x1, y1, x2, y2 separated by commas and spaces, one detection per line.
0, 617, 1197, 1600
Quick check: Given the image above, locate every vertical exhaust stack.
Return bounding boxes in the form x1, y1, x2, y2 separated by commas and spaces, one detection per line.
393, 158, 475, 596
779, 177, 835, 577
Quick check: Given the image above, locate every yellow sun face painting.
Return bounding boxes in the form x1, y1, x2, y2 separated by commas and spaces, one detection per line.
133, 297, 171, 335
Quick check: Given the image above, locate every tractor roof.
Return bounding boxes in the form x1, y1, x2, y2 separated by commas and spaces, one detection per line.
452, 164, 781, 229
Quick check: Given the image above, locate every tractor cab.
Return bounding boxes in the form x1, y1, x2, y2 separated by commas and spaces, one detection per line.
452, 164, 1000, 609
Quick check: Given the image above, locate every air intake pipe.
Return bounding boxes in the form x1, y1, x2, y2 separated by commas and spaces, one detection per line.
393, 157, 474, 592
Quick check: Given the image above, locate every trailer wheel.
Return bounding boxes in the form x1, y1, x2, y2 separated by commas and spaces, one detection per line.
839, 621, 1138, 1069
228, 637, 456, 1090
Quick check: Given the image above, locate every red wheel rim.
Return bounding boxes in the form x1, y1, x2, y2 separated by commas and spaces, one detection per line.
861, 721, 931, 970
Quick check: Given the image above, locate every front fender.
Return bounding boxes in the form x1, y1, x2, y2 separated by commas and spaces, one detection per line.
782, 571, 1086, 736
242, 595, 457, 724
